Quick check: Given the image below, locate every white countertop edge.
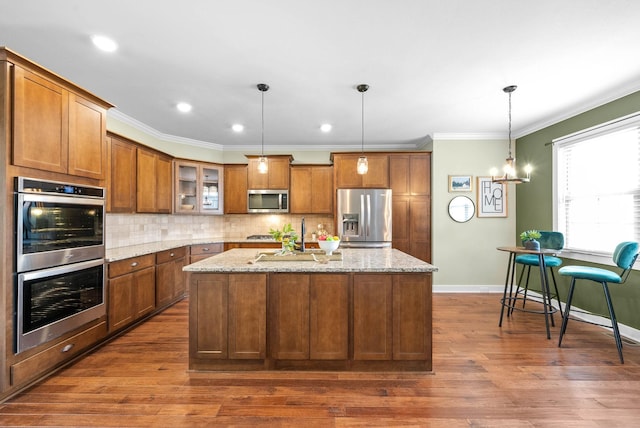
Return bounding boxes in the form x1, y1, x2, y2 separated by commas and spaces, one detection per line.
183, 248, 438, 273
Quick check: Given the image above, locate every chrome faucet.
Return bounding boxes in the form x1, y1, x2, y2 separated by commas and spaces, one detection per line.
300, 217, 306, 252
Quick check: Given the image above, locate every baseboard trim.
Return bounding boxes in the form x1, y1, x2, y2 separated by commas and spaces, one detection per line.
433, 285, 640, 345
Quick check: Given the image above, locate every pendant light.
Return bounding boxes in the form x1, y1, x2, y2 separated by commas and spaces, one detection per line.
257, 83, 269, 174
356, 84, 369, 175
491, 85, 532, 184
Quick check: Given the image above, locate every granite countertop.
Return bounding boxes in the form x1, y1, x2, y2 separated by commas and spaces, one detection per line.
183, 248, 438, 273
105, 237, 311, 262
105, 238, 224, 262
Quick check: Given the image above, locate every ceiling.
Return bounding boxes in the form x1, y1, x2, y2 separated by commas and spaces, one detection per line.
2, 0, 640, 152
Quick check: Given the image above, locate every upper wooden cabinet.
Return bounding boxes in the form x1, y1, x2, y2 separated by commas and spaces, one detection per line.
106, 134, 137, 213
224, 164, 248, 214
290, 165, 333, 214
390, 153, 430, 196
175, 160, 224, 215
247, 155, 292, 189
332, 153, 389, 188
136, 147, 172, 213
389, 153, 432, 262
5, 50, 113, 180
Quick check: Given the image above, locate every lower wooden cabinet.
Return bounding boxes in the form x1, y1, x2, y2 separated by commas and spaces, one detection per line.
353, 274, 393, 360
190, 243, 223, 263
224, 242, 279, 251
392, 274, 432, 360
224, 242, 319, 251
270, 273, 348, 361
189, 271, 432, 371
10, 321, 107, 387
107, 254, 156, 333
351, 273, 431, 362
189, 273, 267, 368
156, 246, 187, 308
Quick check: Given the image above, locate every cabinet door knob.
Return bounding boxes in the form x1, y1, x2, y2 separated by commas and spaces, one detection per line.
131, 262, 138, 267
170, 252, 175, 257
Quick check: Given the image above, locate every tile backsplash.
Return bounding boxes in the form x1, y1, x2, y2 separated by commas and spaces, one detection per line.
106, 213, 334, 249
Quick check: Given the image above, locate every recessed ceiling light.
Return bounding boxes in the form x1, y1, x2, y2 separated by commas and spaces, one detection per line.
176, 102, 192, 113
232, 124, 244, 132
91, 35, 118, 52
320, 123, 332, 132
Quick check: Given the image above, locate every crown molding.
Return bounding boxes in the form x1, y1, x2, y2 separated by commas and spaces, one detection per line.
108, 109, 430, 152
432, 132, 504, 141
107, 109, 225, 150
514, 80, 640, 138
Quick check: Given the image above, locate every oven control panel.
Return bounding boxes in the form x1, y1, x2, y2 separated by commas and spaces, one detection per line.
17, 177, 104, 198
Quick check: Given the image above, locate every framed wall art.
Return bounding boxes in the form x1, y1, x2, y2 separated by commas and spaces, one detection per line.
477, 176, 507, 217
448, 175, 472, 192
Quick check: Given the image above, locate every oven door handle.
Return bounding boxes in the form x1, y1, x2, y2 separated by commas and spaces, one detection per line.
18, 258, 105, 281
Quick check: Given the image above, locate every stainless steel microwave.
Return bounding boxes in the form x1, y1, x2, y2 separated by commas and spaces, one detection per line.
247, 189, 288, 213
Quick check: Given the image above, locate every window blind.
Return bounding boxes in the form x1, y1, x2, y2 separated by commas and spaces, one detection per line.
554, 116, 640, 256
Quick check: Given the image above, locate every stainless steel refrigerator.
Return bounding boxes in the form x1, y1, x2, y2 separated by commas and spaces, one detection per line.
336, 188, 392, 248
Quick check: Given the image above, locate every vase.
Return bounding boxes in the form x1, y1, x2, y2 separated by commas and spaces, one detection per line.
524, 239, 540, 251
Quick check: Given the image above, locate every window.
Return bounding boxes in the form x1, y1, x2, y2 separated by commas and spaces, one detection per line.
553, 112, 640, 266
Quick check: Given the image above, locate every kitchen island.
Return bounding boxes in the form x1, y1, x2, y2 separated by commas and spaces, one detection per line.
184, 248, 438, 372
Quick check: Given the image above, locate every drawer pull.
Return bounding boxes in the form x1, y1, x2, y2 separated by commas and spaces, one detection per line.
131, 262, 138, 267
61, 344, 74, 353
203, 248, 209, 252
170, 252, 175, 257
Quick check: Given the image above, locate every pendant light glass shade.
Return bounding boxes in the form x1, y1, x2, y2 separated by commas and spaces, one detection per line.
357, 156, 368, 174
257, 156, 268, 173
492, 85, 531, 184
257, 83, 269, 174
357, 84, 369, 175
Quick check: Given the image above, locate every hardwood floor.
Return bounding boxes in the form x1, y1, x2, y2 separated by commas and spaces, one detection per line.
1, 293, 640, 427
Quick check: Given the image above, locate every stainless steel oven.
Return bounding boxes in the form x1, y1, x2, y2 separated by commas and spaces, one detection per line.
16, 259, 105, 353
16, 177, 105, 273
15, 177, 106, 354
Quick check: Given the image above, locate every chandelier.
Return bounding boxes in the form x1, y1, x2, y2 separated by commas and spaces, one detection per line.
491, 85, 532, 184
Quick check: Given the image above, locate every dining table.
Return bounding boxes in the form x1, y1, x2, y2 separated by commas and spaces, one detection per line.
497, 246, 561, 339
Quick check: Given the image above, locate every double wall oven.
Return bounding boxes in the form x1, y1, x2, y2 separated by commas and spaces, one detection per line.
15, 177, 106, 354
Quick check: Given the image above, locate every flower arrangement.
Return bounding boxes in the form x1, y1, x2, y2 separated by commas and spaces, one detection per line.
269, 223, 299, 253
519, 230, 541, 242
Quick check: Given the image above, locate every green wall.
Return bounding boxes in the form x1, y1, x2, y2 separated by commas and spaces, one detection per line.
516, 90, 640, 329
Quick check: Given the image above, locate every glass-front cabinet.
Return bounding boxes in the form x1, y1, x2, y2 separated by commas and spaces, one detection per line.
175, 161, 224, 214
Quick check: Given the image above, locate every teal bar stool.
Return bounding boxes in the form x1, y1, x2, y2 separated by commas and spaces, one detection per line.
512, 231, 564, 317
558, 241, 639, 363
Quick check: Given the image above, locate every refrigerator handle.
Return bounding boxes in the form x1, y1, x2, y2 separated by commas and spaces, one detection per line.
360, 194, 365, 237
366, 194, 371, 237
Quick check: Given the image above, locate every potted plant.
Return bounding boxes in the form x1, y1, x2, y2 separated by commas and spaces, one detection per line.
269, 223, 299, 254
520, 230, 542, 250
